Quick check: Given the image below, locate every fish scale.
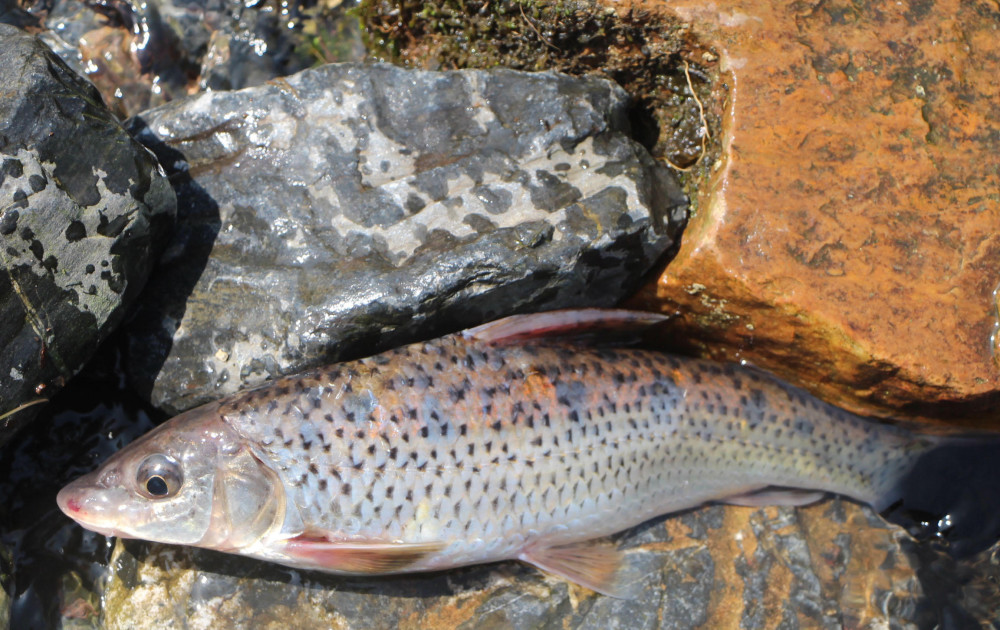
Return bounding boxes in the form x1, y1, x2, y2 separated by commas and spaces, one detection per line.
218, 332, 922, 572
57, 310, 934, 595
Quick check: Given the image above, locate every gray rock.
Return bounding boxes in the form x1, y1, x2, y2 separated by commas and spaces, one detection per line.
0, 24, 176, 444
124, 62, 686, 414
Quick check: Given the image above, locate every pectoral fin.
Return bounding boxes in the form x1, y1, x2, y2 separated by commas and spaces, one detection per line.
720, 487, 827, 507
520, 539, 634, 598
279, 535, 446, 574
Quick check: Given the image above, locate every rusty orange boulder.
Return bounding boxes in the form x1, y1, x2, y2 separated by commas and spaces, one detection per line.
631, 0, 1000, 428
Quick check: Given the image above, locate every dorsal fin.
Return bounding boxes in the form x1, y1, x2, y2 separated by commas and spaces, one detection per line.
462, 309, 670, 346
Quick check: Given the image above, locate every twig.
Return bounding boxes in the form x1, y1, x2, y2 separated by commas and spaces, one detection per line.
519, 3, 560, 51
661, 60, 710, 172
0, 398, 49, 426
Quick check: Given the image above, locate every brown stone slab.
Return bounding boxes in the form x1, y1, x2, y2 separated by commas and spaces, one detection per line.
629, 0, 1000, 428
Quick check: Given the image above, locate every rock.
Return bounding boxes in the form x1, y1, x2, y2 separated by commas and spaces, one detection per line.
626, 0, 1000, 428
96, 500, 923, 628
123, 62, 686, 415
28, 0, 365, 118
0, 24, 176, 444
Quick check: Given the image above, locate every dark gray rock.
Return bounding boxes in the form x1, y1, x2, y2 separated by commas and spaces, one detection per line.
124, 62, 686, 414
0, 24, 176, 444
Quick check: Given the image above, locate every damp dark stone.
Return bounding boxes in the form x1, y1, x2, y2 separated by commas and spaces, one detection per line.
0, 23, 176, 443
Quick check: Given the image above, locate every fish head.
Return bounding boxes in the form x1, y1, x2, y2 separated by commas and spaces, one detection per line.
57, 402, 284, 550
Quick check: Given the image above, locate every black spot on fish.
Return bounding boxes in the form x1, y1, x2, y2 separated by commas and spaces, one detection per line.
420, 426, 429, 438
318, 479, 327, 491
335, 428, 345, 438
341, 483, 352, 495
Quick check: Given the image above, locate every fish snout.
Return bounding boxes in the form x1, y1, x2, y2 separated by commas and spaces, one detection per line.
56, 481, 129, 538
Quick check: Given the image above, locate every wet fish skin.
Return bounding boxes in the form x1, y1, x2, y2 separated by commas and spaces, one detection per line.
57, 310, 931, 595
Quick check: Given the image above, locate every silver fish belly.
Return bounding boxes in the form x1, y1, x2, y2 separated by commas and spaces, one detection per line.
57, 310, 931, 595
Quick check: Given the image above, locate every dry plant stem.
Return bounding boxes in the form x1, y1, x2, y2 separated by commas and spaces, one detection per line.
662, 60, 709, 172
519, 3, 561, 51
0, 398, 49, 427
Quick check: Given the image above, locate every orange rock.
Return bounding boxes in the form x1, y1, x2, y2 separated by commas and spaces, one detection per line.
628, 0, 1000, 428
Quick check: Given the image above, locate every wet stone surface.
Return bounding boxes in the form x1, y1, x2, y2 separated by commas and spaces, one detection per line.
95, 501, 924, 629
15, 0, 365, 118
123, 62, 686, 415
628, 0, 1000, 428
0, 24, 176, 444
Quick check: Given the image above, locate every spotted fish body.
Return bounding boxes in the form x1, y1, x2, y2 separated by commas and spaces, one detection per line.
58, 310, 931, 594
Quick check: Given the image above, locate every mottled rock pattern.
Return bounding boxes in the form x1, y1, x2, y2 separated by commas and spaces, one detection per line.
123, 62, 685, 414
0, 24, 176, 443
626, 0, 1000, 428
97, 501, 923, 629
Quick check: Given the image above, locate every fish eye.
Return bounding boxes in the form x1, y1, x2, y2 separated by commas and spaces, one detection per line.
136, 454, 183, 499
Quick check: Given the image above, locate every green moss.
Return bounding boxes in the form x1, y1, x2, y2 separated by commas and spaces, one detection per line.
358, 0, 722, 195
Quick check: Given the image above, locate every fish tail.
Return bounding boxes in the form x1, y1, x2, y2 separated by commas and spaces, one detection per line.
870, 431, 999, 514
869, 432, 942, 513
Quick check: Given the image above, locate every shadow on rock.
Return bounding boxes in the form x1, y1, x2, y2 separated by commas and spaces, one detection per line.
121, 116, 222, 405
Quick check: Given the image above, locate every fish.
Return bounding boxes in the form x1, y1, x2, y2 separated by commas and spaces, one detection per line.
57, 309, 937, 596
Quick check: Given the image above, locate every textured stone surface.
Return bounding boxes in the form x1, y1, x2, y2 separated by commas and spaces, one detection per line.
0, 24, 176, 443
123, 62, 686, 414
626, 0, 1000, 428
21, 0, 364, 118
96, 501, 923, 629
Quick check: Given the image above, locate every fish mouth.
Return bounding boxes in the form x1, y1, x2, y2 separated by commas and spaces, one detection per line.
56, 484, 129, 538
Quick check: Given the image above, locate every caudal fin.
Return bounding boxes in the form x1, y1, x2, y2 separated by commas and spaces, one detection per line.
879, 435, 1000, 558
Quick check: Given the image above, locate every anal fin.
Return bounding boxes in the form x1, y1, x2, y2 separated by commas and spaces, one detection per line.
279, 535, 445, 574
720, 487, 827, 508
519, 539, 635, 598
